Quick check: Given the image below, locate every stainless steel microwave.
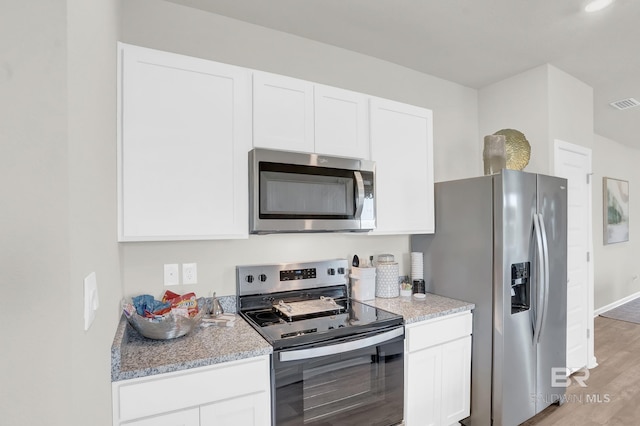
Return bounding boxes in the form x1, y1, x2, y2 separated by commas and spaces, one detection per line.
249, 148, 376, 233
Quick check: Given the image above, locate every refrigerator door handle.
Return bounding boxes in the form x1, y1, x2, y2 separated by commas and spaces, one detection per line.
538, 212, 551, 343
533, 213, 545, 344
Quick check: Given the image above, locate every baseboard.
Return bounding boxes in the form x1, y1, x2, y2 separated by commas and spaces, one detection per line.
594, 290, 640, 316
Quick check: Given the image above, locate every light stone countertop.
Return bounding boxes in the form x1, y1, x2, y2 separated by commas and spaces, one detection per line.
111, 292, 473, 382
365, 292, 474, 324
111, 313, 272, 382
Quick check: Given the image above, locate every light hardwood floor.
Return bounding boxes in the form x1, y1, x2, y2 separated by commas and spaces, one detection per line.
523, 316, 640, 425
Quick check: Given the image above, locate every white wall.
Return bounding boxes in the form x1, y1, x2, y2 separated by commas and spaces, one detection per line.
1, 1, 121, 425
1, 1, 72, 424
119, 0, 480, 300
67, 0, 122, 424
548, 66, 594, 154
479, 64, 594, 175
478, 65, 550, 174
592, 134, 640, 308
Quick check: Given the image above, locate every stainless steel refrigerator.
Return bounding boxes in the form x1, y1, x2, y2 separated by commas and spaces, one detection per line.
411, 169, 567, 426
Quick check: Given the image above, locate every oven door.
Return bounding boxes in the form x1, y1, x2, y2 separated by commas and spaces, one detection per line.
272, 327, 404, 426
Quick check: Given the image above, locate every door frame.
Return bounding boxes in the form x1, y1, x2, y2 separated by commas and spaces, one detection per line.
553, 139, 597, 369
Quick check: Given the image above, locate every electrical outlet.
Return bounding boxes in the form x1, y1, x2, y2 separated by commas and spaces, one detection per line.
164, 264, 179, 286
183, 263, 197, 284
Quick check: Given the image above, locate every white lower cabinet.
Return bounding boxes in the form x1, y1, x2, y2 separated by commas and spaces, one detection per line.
405, 312, 472, 426
200, 393, 268, 426
122, 408, 199, 426
112, 355, 270, 426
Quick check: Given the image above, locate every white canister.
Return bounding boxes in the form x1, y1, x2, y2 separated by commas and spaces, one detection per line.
375, 254, 399, 298
350, 267, 376, 301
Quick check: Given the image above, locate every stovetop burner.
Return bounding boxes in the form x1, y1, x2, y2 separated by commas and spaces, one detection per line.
251, 311, 286, 327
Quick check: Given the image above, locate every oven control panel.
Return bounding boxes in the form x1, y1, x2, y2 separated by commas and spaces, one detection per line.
281, 268, 316, 281
236, 259, 349, 296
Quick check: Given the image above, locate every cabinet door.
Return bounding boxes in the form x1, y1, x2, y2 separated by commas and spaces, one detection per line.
441, 336, 471, 425
123, 407, 199, 426
200, 392, 270, 426
406, 346, 441, 426
370, 98, 434, 234
118, 43, 251, 241
315, 84, 369, 159
253, 71, 314, 152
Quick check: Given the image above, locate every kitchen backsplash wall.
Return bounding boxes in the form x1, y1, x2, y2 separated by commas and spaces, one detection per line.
121, 233, 411, 299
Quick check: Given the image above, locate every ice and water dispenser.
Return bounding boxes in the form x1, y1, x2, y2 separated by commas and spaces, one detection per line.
511, 262, 530, 314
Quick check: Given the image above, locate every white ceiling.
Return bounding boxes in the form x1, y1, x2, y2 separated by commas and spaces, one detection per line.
168, 0, 640, 148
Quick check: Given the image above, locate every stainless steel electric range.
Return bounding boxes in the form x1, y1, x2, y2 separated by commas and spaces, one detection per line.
237, 259, 405, 426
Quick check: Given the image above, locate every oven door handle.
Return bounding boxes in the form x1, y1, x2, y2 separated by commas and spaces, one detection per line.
279, 327, 404, 362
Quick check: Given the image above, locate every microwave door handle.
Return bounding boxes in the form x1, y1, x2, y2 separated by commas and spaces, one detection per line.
354, 171, 365, 218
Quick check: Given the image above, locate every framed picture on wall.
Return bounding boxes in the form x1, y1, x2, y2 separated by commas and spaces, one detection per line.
603, 177, 629, 244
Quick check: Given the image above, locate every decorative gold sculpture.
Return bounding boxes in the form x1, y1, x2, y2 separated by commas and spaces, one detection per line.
493, 129, 531, 170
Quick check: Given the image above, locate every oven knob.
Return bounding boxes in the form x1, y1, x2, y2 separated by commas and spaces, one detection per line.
337, 267, 345, 275
327, 268, 336, 276
245, 275, 254, 283
258, 274, 267, 282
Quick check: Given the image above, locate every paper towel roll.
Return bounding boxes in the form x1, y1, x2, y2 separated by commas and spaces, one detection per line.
411, 252, 424, 281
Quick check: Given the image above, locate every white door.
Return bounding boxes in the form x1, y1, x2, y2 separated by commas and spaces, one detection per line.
440, 336, 472, 425
370, 98, 434, 234
200, 393, 270, 426
124, 407, 199, 426
405, 346, 441, 426
253, 71, 314, 152
314, 84, 369, 159
118, 43, 251, 241
554, 140, 594, 371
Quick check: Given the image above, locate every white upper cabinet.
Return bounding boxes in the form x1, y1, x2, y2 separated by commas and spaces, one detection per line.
118, 43, 251, 241
314, 84, 369, 159
253, 72, 315, 153
370, 97, 434, 234
118, 43, 435, 240
253, 73, 369, 159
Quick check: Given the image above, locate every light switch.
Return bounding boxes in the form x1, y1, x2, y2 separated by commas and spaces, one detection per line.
84, 272, 99, 331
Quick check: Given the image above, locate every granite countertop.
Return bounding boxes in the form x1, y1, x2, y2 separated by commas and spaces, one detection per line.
366, 292, 474, 324
112, 293, 473, 382
111, 314, 272, 382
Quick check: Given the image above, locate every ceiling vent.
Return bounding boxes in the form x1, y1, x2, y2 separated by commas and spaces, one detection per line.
609, 98, 640, 110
